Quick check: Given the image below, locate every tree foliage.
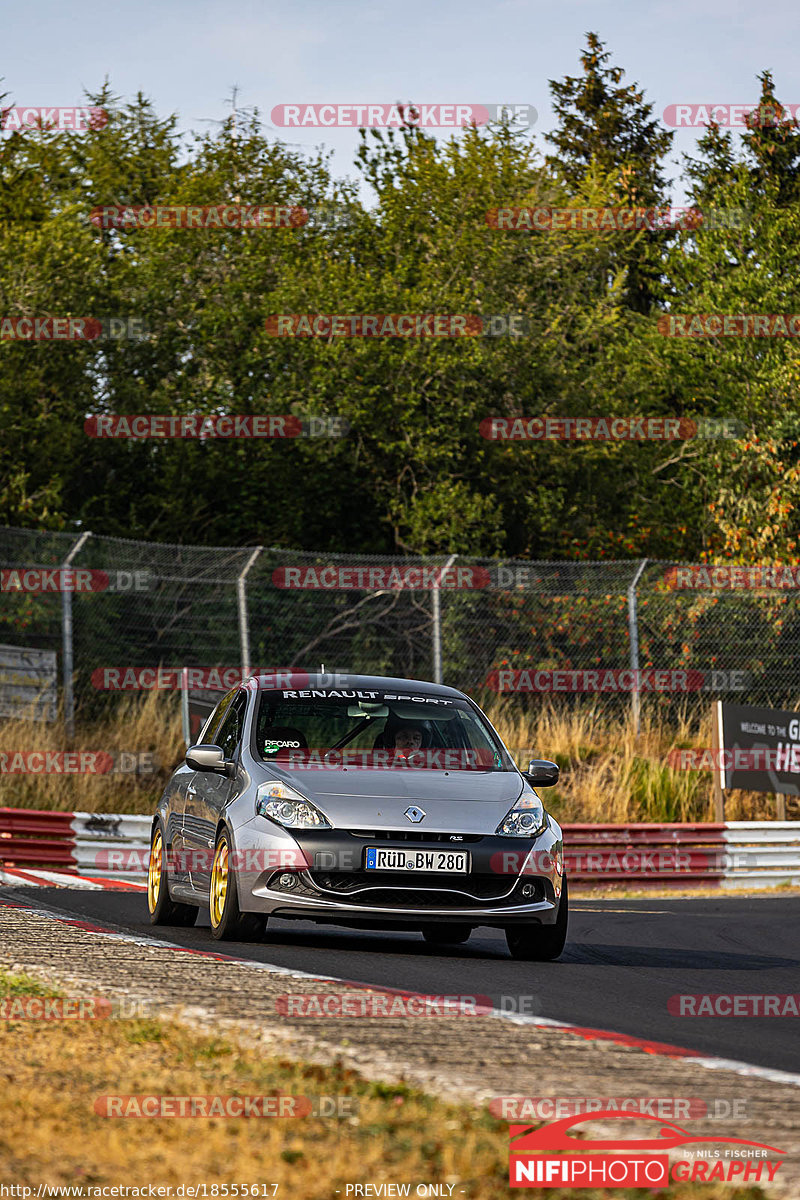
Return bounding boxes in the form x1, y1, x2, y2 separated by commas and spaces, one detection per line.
1, 53, 799, 565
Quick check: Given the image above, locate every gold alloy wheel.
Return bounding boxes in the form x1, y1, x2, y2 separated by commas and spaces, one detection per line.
210, 838, 229, 928
147, 828, 163, 913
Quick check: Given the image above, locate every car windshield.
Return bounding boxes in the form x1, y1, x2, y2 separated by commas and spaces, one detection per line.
255, 688, 513, 771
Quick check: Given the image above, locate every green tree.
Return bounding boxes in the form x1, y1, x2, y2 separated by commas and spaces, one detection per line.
545, 33, 674, 314
545, 32, 673, 204
741, 71, 800, 205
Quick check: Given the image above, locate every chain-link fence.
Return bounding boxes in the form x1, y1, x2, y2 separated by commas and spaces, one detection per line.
2, 524, 800, 727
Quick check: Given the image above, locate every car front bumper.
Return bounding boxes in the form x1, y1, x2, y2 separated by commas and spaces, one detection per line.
231, 818, 564, 928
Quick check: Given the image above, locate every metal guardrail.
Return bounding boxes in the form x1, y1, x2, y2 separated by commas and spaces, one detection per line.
0, 808, 76, 866
565, 823, 728, 886
721, 821, 800, 888
1, 808, 798, 889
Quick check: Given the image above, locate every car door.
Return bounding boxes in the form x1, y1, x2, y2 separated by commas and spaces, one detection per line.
165, 759, 197, 888
164, 692, 229, 888
184, 690, 247, 895
179, 687, 235, 892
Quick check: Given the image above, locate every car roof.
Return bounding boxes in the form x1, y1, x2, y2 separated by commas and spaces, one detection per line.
247, 672, 468, 701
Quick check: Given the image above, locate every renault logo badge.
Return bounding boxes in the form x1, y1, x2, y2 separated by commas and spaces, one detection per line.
405, 806, 425, 823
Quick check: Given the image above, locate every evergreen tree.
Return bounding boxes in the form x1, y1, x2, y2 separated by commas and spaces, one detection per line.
545, 33, 673, 205
741, 70, 800, 205
545, 33, 674, 314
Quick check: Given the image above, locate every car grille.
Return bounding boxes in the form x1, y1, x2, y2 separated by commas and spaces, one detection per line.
347, 830, 482, 843
309, 870, 522, 906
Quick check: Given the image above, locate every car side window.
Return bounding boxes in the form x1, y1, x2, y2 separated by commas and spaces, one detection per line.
201, 689, 238, 744
216, 693, 247, 761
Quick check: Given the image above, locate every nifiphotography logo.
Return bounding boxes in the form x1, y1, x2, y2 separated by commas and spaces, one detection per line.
508, 1111, 785, 1188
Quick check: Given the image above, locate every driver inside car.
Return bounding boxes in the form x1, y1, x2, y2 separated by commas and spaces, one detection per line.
393, 724, 424, 752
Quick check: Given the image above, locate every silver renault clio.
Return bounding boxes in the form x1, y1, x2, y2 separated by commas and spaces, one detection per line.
147, 672, 567, 959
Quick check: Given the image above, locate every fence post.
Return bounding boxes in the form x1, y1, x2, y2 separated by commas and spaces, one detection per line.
61, 530, 92, 742
627, 558, 648, 735
237, 547, 263, 678
711, 698, 726, 821
432, 554, 457, 684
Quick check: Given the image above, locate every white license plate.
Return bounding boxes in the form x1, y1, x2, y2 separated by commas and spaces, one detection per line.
364, 847, 469, 873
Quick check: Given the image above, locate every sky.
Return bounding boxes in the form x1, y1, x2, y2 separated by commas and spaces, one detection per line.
3, 0, 799, 204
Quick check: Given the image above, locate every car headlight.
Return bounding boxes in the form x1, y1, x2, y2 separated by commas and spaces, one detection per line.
496, 793, 547, 837
255, 781, 331, 828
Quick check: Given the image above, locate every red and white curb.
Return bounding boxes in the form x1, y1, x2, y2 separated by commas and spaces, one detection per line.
2, 894, 800, 1093
0, 866, 146, 890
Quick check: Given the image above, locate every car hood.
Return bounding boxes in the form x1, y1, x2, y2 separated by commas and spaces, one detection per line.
259, 764, 525, 833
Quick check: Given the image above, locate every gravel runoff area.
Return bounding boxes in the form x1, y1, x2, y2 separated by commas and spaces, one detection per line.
1, 895, 799, 1195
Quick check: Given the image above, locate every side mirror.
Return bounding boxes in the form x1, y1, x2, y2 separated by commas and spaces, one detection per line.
186, 744, 231, 774
523, 758, 559, 787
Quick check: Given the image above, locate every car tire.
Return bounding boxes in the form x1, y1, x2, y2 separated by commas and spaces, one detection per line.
209, 828, 264, 941
505, 876, 568, 961
147, 821, 198, 927
422, 924, 472, 946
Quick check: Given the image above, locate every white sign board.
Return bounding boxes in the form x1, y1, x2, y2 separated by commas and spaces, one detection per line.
0, 644, 57, 722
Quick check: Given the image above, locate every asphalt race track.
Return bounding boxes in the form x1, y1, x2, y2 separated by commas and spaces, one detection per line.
9, 889, 800, 1076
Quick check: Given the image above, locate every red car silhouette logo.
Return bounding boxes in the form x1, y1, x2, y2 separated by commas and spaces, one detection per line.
510, 1110, 786, 1155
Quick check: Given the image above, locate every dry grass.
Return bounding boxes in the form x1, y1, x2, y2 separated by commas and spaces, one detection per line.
0, 969, 768, 1199
0, 690, 182, 813
0, 694, 794, 823
484, 699, 795, 825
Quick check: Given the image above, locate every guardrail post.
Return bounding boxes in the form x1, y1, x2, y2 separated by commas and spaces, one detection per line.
432, 554, 457, 684
61, 531, 92, 743
627, 559, 648, 736
237, 547, 263, 678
